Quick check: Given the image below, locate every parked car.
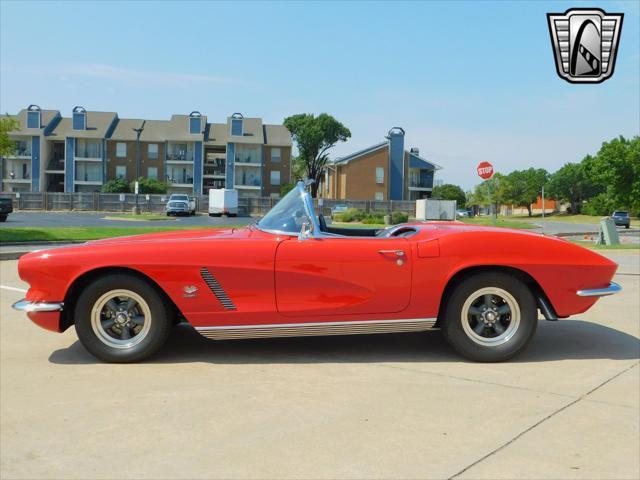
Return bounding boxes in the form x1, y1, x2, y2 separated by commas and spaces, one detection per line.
13, 181, 620, 363
456, 209, 470, 218
166, 194, 196, 216
0, 197, 13, 222
611, 211, 630, 229
330, 204, 348, 219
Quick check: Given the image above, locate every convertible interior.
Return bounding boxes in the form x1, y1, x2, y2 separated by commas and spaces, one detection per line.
318, 212, 418, 238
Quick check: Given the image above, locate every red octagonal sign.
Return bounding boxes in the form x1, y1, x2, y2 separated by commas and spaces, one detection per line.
477, 161, 494, 180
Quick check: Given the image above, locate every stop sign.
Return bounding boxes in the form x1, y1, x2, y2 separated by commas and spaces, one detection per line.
477, 161, 494, 180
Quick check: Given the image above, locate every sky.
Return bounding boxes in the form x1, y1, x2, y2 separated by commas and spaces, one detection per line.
1, 0, 638, 190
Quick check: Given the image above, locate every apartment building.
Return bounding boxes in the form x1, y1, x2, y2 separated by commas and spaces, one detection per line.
320, 127, 441, 201
2, 106, 292, 197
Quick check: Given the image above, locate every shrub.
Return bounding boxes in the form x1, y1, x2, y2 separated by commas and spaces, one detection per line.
362, 214, 384, 224
582, 193, 616, 216
131, 177, 168, 194
334, 208, 365, 222
391, 212, 409, 224
101, 178, 130, 193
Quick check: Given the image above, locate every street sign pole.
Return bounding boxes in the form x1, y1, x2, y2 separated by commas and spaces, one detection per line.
476, 161, 495, 219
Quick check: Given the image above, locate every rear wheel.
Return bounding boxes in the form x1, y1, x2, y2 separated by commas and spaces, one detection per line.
74, 273, 173, 363
442, 272, 537, 362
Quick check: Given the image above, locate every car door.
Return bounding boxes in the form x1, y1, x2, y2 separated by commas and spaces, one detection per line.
275, 237, 411, 317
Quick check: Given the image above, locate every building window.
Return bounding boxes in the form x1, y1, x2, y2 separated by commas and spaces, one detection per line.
235, 144, 261, 164
148, 143, 159, 160
27, 111, 40, 129
375, 167, 384, 184
147, 167, 158, 180
271, 147, 281, 163
231, 118, 243, 136
189, 117, 201, 134
116, 165, 127, 179
116, 143, 127, 158
75, 139, 102, 159
375, 192, 384, 201
72, 106, 87, 130
270, 170, 281, 186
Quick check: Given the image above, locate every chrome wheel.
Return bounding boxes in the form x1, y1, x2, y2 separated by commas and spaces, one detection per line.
461, 287, 520, 347
90, 289, 152, 349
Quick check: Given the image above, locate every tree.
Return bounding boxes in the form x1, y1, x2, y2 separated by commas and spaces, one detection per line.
283, 113, 351, 197
582, 136, 640, 216
101, 178, 131, 193
469, 173, 509, 215
0, 115, 19, 157
504, 168, 549, 216
432, 183, 466, 207
132, 177, 168, 194
546, 161, 599, 213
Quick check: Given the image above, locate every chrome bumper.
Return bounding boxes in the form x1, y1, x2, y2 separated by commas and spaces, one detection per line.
577, 282, 622, 297
12, 299, 64, 312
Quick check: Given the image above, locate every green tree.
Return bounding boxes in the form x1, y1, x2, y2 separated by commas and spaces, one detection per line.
469, 173, 510, 215
504, 168, 549, 216
132, 177, 169, 194
432, 183, 466, 206
101, 178, 131, 193
546, 161, 600, 213
283, 113, 351, 197
280, 182, 295, 197
582, 136, 640, 216
0, 115, 19, 157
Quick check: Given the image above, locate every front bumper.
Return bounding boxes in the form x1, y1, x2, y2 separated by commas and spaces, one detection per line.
12, 299, 64, 312
577, 282, 622, 297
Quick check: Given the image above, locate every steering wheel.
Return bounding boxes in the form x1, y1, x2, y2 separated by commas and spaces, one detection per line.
318, 213, 327, 232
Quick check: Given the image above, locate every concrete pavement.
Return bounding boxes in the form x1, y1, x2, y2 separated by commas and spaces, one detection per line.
0, 253, 638, 479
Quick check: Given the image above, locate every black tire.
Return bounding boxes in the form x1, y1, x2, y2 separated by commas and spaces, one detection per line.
442, 271, 537, 362
625, 225, 630, 229
0, 215, 6, 222
74, 273, 174, 363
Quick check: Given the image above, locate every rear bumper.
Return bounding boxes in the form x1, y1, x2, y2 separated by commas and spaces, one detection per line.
577, 282, 622, 297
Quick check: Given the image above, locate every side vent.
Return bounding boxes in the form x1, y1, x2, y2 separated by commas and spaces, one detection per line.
200, 268, 237, 310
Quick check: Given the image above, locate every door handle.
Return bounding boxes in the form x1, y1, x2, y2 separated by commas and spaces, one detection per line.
378, 250, 404, 257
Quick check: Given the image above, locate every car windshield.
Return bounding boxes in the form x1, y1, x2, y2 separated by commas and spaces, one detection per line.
171, 195, 189, 201
257, 184, 311, 234
613, 211, 628, 216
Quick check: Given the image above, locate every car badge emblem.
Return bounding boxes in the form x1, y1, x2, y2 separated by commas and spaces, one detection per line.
547, 8, 623, 84
183, 285, 198, 298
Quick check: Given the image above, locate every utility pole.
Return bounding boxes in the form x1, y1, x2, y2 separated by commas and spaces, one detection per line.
541, 185, 545, 234
132, 121, 145, 214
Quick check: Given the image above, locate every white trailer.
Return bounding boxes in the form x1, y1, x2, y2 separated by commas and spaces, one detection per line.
209, 189, 238, 217
415, 199, 457, 221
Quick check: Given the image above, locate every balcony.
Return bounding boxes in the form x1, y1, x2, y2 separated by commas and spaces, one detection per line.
235, 167, 261, 189
75, 140, 102, 161
3, 159, 31, 182
408, 180, 432, 189
47, 156, 65, 172
6, 144, 31, 159
167, 143, 194, 163
234, 145, 261, 166
203, 165, 225, 177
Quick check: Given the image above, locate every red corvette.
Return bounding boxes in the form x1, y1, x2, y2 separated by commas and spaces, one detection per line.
13, 182, 620, 363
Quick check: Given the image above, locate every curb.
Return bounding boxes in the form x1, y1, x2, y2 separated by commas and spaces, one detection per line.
0, 251, 27, 261
0, 241, 84, 261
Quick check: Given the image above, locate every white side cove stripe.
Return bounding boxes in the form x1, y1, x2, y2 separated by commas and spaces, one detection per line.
0, 285, 28, 294
195, 318, 438, 340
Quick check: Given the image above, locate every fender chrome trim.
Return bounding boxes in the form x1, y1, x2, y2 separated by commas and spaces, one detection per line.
12, 299, 64, 312
577, 282, 622, 297
195, 318, 437, 340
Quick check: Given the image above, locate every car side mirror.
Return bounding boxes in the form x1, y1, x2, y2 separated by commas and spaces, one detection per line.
298, 221, 313, 241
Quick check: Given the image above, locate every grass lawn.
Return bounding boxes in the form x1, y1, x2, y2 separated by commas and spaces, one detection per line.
102, 213, 175, 221
570, 240, 639, 250
460, 217, 538, 229
0, 226, 230, 243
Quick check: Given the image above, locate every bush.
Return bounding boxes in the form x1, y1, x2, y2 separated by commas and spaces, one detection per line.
362, 214, 384, 224
582, 193, 617, 216
101, 178, 130, 193
131, 177, 168, 194
391, 212, 409, 224
334, 208, 365, 222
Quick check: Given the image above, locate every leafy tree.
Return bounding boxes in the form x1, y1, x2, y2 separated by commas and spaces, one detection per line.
582, 136, 640, 216
0, 115, 19, 157
280, 183, 295, 197
504, 168, 549, 216
283, 113, 351, 197
131, 177, 169, 194
432, 183, 466, 207
468, 173, 509, 215
546, 161, 600, 213
101, 178, 131, 193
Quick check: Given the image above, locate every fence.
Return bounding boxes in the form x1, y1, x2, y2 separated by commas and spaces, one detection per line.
0, 192, 420, 217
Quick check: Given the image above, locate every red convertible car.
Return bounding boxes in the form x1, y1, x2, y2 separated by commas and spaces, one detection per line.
13, 182, 620, 363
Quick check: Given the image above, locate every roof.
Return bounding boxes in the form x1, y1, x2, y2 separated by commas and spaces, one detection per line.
408, 152, 442, 170
7, 109, 61, 136
263, 124, 292, 146
165, 114, 207, 141
109, 119, 169, 142
333, 141, 388, 165
48, 111, 118, 139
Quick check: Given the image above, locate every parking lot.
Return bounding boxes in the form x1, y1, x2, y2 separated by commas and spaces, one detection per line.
1, 253, 638, 479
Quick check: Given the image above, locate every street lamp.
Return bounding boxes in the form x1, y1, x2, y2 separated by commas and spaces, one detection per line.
132, 121, 146, 214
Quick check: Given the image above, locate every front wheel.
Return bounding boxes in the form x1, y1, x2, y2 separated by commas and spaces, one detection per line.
442, 272, 537, 362
74, 273, 174, 363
